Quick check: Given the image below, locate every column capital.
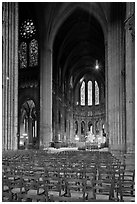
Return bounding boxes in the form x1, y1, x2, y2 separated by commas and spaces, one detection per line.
124, 14, 135, 40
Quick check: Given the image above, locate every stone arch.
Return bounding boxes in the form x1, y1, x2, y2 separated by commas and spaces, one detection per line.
18, 97, 39, 149
48, 2, 107, 48
88, 121, 93, 133
81, 121, 85, 135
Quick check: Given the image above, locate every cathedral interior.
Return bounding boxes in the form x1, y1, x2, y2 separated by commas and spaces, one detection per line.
2, 2, 135, 202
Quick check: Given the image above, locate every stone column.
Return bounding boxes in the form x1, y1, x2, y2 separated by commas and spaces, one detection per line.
40, 48, 52, 148
2, 2, 18, 150
66, 116, 70, 143
125, 4, 135, 154
60, 108, 63, 141
105, 40, 109, 136
93, 121, 96, 135
69, 110, 74, 143
28, 117, 33, 144
107, 12, 125, 153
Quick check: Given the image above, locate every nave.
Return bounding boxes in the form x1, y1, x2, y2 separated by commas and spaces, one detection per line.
2, 2, 135, 202
2, 149, 135, 202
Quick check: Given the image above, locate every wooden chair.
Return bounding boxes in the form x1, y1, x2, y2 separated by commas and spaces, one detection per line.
58, 167, 86, 202
90, 168, 116, 201
18, 174, 48, 202
10, 175, 26, 201
2, 174, 13, 202
116, 169, 135, 202
43, 167, 62, 201
83, 165, 97, 201
2, 191, 13, 202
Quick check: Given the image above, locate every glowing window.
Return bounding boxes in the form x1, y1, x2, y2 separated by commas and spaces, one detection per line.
88, 81, 92, 106
29, 39, 38, 67
80, 81, 85, 106
20, 19, 36, 39
19, 42, 27, 68
95, 81, 99, 105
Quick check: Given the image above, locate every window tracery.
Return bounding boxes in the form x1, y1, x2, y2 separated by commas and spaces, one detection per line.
20, 19, 36, 39
19, 19, 38, 69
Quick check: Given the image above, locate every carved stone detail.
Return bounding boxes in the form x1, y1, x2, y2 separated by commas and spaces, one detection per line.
125, 14, 135, 41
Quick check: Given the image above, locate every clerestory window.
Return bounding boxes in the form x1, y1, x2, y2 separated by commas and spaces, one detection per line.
88, 80, 92, 106
79, 79, 100, 106
80, 81, 85, 106
95, 80, 99, 105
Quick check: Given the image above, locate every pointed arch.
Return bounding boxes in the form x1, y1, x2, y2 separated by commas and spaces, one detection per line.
50, 3, 107, 48
19, 100, 38, 149
81, 121, 85, 135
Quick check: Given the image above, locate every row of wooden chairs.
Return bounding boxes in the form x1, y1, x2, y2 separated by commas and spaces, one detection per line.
3, 170, 134, 202
2, 150, 135, 202
2, 167, 115, 201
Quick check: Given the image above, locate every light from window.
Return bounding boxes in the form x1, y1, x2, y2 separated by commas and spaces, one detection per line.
88, 80, 92, 106
95, 81, 99, 105
19, 42, 27, 68
20, 19, 36, 39
81, 81, 85, 106
29, 39, 38, 67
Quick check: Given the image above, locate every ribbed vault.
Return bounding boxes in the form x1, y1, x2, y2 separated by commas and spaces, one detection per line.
53, 8, 105, 88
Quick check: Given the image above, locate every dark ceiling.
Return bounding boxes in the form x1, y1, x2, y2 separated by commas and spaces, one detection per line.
53, 8, 105, 87
19, 3, 105, 87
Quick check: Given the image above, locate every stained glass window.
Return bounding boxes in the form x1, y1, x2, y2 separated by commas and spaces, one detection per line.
19, 19, 39, 69
95, 81, 99, 105
20, 19, 36, 39
80, 81, 85, 106
88, 80, 92, 106
19, 42, 27, 68
29, 39, 38, 67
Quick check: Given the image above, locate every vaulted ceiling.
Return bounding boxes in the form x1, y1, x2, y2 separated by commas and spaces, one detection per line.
53, 8, 105, 87
19, 3, 106, 88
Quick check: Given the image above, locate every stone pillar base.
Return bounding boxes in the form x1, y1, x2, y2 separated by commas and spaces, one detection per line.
109, 144, 126, 153
124, 152, 135, 170
110, 145, 135, 169
109, 144, 126, 164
